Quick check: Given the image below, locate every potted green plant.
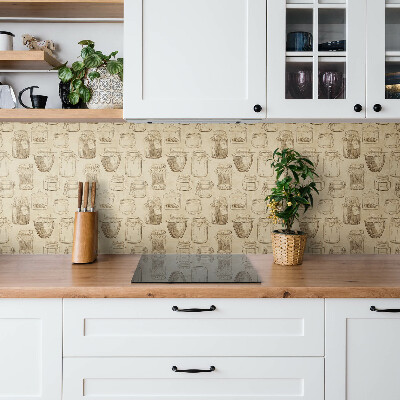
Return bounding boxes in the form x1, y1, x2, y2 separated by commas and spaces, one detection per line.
56, 40, 123, 109
266, 148, 319, 266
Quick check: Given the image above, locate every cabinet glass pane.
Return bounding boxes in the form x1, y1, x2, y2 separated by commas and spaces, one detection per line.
319, 59, 346, 99
386, 7, 400, 51
386, 61, 400, 99
286, 61, 313, 99
286, 8, 313, 52
386, 4, 400, 99
318, 8, 346, 51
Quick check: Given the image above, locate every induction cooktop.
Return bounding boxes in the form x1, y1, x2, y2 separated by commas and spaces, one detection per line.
131, 254, 261, 284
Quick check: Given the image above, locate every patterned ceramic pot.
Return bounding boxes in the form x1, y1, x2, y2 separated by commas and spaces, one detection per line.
84, 66, 123, 109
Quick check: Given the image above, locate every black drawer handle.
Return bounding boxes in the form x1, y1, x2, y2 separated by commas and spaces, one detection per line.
370, 306, 400, 313
172, 305, 216, 312
172, 366, 216, 373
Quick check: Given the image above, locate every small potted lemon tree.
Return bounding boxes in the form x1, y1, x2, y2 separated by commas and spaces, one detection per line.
266, 148, 319, 265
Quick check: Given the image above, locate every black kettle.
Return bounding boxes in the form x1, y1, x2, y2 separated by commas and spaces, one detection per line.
18, 86, 47, 109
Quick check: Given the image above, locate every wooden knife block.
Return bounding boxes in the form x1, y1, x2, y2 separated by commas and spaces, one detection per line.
72, 211, 98, 264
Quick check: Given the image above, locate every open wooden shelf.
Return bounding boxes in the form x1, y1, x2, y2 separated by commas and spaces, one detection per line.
0, 51, 62, 70
0, 0, 123, 19
0, 109, 124, 122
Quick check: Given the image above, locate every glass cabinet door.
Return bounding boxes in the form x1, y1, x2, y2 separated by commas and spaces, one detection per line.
267, 0, 366, 119
367, 0, 400, 118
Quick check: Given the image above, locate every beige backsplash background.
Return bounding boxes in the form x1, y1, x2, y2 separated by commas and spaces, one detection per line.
0, 121, 399, 255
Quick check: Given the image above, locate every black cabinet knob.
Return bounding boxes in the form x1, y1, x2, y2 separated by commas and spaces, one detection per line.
354, 104, 362, 113
373, 104, 382, 112
254, 104, 262, 113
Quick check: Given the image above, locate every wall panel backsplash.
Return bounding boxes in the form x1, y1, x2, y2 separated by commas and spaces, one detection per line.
0, 122, 399, 255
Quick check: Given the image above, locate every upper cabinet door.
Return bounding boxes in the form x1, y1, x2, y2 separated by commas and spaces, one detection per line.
367, 0, 400, 118
124, 0, 266, 121
267, 0, 366, 119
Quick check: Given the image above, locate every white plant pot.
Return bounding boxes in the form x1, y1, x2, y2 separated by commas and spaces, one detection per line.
84, 66, 123, 109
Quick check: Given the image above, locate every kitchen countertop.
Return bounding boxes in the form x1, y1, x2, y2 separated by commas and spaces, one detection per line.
1, 254, 400, 298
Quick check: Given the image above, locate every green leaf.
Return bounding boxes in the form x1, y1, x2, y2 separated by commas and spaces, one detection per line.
118, 71, 123, 81
58, 66, 73, 83
106, 60, 123, 74
88, 71, 100, 80
84, 53, 103, 68
78, 85, 91, 103
109, 51, 118, 59
72, 61, 84, 71
68, 91, 80, 105
78, 40, 95, 46
81, 46, 95, 59
73, 69, 85, 80
70, 79, 83, 90
52, 61, 67, 71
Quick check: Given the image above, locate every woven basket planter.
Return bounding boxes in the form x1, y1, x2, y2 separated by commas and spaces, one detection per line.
271, 230, 307, 266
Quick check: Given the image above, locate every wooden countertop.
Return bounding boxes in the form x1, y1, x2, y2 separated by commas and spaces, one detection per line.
0, 254, 400, 298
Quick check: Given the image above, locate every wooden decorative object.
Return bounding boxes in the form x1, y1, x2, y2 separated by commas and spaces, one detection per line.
72, 212, 98, 264
272, 230, 307, 266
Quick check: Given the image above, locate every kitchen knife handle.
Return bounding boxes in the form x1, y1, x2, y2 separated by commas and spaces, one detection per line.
83, 182, 89, 210
172, 305, 216, 312
370, 306, 400, 313
91, 182, 96, 209
172, 366, 215, 373
78, 182, 83, 210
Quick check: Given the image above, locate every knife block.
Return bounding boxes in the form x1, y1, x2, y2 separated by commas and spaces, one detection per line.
72, 211, 98, 264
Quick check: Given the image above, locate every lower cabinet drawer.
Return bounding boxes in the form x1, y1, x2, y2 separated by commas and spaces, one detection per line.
63, 357, 324, 400
63, 298, 324, 356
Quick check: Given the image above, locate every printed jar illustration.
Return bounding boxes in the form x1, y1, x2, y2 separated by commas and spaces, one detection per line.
97, 191, 115, 209
216, 230, 233, 253
252, 199, 266, 215
296, 126, 313, 144
59, 218, 74, 243
318, 131, 334, 148
63, 180, 79, 198
323, 151, 341, 177
13, 131, 30, 159
53, 131, 68, 148
43, 176, 58, 191
328, 181, 346, 198
97, 124, 114, 143
233, 149, 254, 172
216, 254, 232, 279
54, 199, 68, 214
101, 218, 122, 239
257, 218, 273, 244
343, 130, 361, 159
177, 175, 191, 191
308, 241, 325, 254
120, 199, 136, 215
31, 125, 48, 144
185, 198, 202, 214
299, 217, 320, 238
365, 215, 386, 238
302, 149, 321, 168
34, 216, 55, 239
217, 165, 232, 190
126, 151, 142, 177
130, 180, 148, 198
167, 216, 188, 239
196, 180, 214, 198
119, 131, 135, 148
32, 191, 48, 210
150, 230, 167, 254
365, 148, 386, 172
78, 131, 96, 159
251, 131, 268, 148
59, 151, 76, 177
0, 217, 9, 244
145, 198, 163, 225
130, 245, 148, 255
374, 242, 391, 255
362, 124, 379, 143
348, 230, 365, 254
233, 215, 254, 239
343, 197, 361, 225
211, 131, 228, 159
0, 151, 10, 177
125, 218, 143, 244
390, 152, 400, 177
257, 151, 273, 177
18, 164, 33, 190
229, 125, 247, 144
150, 165, 166, 190
145, 131, 162, 159
164, 125, 181, 144
191, 151, 208, 177
374, 175, 391, 191
231, 191, 247, 210
243, 241, 258, 254
43, 242, 59, 254
385, 199, 400, 215
150, 254, 166, 279
17, 230, 33, 254
362, 191, 379, 210
385, 131, 400, 148
0, 180, 14, 198
390, 218, 400, 244
323, 217, 341, 244
318, 199, 334, 215
242, 175, 258, 191
111, 175, 124, 191
211, 197, 228, 225
165, 191, 181, 210
185, 132, 202, 148
167, 149, 188, 173
12, 197, 30, 225
278, 131, 294, 148
34, 150, 55, 173
191, 218, 209, 244
329, 246, 346, 255
101, 149, 122, 172
348, 164, 365, 190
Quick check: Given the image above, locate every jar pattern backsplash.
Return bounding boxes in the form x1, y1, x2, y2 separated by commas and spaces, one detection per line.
1, 122, 400, 254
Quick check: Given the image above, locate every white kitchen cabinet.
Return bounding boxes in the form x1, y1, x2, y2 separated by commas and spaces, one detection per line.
0, 299, 62, 400
366, 0, 400, 118
63, 357, 324, 400
123, 0, 266, 121
326, 299, 400, 400
267, 0, 366, 119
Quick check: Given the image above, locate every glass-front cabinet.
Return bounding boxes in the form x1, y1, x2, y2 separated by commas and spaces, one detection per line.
367, 0, 400, 118
267, 0, 366, 119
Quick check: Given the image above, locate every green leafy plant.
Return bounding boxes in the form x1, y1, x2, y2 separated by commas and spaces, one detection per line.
266, 148, 319, 234
56, 40, 123, 105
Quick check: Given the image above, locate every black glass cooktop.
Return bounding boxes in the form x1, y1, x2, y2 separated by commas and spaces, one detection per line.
131, 254, 261, 284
